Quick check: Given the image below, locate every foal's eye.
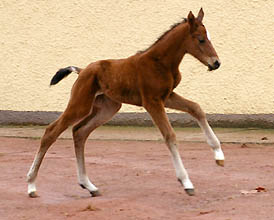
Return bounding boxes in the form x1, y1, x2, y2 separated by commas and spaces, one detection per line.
198, 38, 205, 44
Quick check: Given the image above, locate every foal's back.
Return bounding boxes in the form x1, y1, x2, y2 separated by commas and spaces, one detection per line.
88, 54, 142, 106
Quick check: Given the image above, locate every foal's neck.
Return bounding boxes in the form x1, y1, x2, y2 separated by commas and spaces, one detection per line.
146, 22, 189, 70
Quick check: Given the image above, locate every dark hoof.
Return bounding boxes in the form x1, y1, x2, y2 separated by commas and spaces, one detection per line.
90, 190, 102, 197
185, 189, 195, 196
216, 160, 224, 167
28, 191, 39, 198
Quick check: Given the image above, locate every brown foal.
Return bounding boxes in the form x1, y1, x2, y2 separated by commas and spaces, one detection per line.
27, 8, 224, 198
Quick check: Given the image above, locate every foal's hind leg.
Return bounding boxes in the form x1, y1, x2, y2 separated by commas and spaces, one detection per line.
27, 72, 98, 197
165, 92, 225, 166
26, 119, 69, 197
144, 100, 194, 196
72, 95, 121, 197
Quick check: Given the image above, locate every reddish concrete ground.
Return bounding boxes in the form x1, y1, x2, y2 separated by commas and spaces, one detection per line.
1, 126, 274, 220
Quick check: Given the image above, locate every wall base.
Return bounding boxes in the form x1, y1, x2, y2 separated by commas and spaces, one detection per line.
1, 110, 274, 128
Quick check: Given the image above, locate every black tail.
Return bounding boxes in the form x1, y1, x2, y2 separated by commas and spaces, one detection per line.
50, 66, 81, 86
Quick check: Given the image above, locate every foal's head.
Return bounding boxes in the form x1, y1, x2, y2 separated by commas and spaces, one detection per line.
184, 8, 221, 71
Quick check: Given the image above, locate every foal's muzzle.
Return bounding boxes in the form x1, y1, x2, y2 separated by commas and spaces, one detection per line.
208, 60, 221, 71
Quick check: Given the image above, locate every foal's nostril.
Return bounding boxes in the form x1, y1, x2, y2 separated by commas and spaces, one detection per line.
214, 60, 220, 69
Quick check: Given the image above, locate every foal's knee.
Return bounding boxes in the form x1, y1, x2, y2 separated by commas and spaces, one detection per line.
164, 132, 177, 146
188, 102, 206, 121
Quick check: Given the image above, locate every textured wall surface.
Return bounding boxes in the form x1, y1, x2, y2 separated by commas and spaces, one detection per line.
0, 0, 273, 114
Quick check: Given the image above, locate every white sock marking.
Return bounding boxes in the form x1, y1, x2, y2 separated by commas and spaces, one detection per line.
182, 179, 194, 189
169, 143, 194, 189
198, 120, 225, 161
28, 182, 36, 194
75, 148, 98, 192
214, 148, 225, 161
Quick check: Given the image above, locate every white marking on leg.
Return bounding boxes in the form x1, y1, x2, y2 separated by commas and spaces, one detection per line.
27, 182, 37, 195
77, 165, 98, 192
26, 151, 46, 195
75, 147, 98, 192
182, 178, 194, 189
168, 143, 194, 189
214, 147, 225, 161
198, 119, 225, 161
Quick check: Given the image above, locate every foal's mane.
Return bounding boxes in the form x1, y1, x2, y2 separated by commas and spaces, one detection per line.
138, 18, 187, 54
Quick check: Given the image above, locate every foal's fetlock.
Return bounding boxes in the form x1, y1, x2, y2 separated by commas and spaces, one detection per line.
27, 182, 38, 198
213, 148, 225, 167
177, 178, 195, 196
79, 183, 101, 197
27, 173, 39, 198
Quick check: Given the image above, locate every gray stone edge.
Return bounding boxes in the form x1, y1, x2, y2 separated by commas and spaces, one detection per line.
0, 110, 274, 128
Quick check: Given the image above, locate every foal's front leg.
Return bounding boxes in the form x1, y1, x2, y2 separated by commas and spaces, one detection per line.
144, 100, 194, 196
165, 92, 225, 165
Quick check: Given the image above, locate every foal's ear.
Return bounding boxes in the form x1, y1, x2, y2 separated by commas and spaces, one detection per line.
187, 11, 196, 33
197, 8, 204, 22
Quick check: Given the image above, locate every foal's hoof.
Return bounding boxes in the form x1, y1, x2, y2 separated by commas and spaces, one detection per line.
28, 191, 39, 198
90, 190, 102, 197
184, 189, 195, 196
216, 160, 225, 167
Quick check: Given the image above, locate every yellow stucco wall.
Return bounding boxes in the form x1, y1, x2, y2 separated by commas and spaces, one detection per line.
0, 0, 273, 114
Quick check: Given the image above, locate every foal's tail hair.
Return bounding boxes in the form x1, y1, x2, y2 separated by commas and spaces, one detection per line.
50, 66, 82, 86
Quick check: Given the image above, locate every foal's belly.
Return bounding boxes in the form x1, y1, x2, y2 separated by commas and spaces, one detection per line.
104, 88, 143, 106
